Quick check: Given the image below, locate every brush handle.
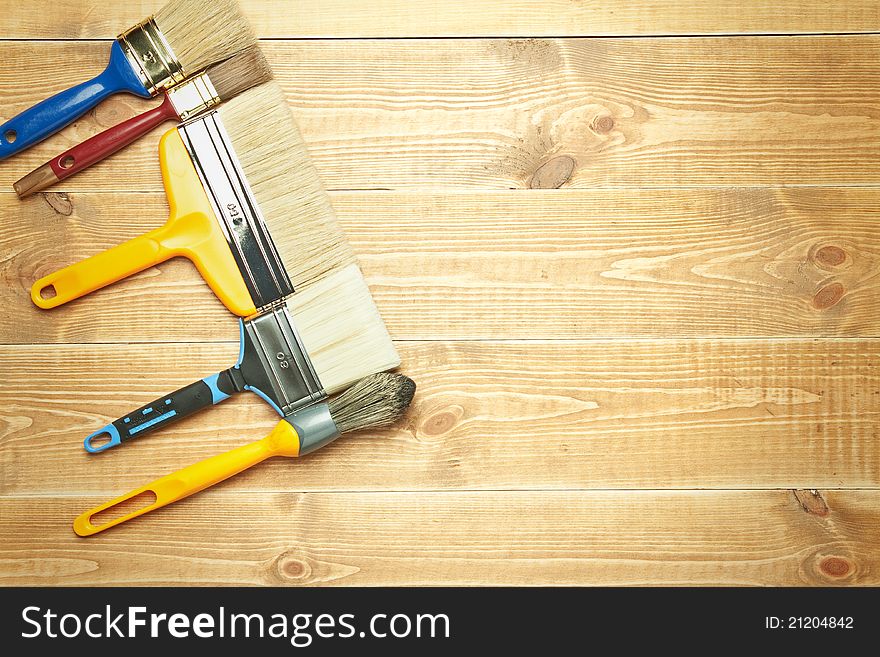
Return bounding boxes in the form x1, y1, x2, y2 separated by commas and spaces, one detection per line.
0, 42, 151, 160
30, 129, 259, 317
49, 95, 179, 187
84, 372, 237, 453
74, 420, 300, 536
30, 224, 179, 309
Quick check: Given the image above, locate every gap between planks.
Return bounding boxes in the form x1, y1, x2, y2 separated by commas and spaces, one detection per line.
3, 487, 879, 498
4, 32, 880, 42
3, 0, 880, 38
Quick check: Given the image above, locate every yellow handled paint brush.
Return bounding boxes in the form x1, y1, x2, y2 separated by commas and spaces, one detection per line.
31, 81, 354, 318
74, 373, 416, 536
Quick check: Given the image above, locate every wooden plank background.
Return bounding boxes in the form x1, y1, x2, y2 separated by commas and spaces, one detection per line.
5, 1, 880, 38
3, 38, 880, 192
1, 1, 879, 586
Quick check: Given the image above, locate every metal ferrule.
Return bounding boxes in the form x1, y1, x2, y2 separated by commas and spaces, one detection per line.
166, 72, 221, 121
238, 304, 326, 416
286, 402, 340, 456
177, 111, 294, 309
117, 17, 186, 95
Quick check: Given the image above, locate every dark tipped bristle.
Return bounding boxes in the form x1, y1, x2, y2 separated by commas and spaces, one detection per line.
154, 0, 256, 73
207, 47, 273, 101
328, 374, 416, 434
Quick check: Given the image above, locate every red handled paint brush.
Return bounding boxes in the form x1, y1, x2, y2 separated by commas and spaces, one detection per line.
14, 47, 272, 198
0, 0, 256, 159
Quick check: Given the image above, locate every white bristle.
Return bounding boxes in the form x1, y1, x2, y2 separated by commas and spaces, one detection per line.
218, 81, 356, 289
289, 263, 400, 393
154, 0, 256, 73
210, 79, 398, 392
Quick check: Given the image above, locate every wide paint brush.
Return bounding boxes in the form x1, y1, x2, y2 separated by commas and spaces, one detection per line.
0, 0, 256, 159
31, 81, 354, 318
14, 47, 272, 197
73, 373, 417, 536
83, 265, 401, 454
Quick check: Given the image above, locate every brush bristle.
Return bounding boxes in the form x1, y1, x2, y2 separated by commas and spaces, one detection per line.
289, 263, 400, 393
328, 373, 416, 435
154, 0, 256, 73
219, 81, 356, 289
207, 46, 273, 101
211, 79, 399, 394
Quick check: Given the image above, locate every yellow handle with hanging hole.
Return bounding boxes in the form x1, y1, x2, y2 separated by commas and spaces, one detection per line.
73, 420, 300, 537
31, 128, 258, 317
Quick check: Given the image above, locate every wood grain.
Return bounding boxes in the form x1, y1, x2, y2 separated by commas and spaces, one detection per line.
2, 339, 878, 494
1, 37, 879, 191
1, 490, 877, 586
3, 188, 879, 343
1, 0, 878, 38
2, 3, 880, 588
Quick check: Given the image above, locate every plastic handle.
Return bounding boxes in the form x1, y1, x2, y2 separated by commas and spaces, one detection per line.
84, 373, 236, 453
0, 41, 150, 160
74, 420, 300, 536
31, 224, 174, 308
47, 95, 179, 185
30, 128, 259, 317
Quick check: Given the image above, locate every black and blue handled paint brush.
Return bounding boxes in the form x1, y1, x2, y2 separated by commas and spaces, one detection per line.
0, 0, 255, 159
83, 266, 401, 453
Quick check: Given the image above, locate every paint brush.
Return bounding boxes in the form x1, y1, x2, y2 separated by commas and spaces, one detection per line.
83, 265, 401, 453
14, 47, 273, 198
73, 373, 417, 536
31, 80, 354, 318
0, 0, 255, 159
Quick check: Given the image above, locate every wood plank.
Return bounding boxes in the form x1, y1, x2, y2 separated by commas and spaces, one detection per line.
2, 339, 878, 495
1, 37, 879, 190
3, 188, 880, 343
1, 490, 878, 585
2, 0, 879, 39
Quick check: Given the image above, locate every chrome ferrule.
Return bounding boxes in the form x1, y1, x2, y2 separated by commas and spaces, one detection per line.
117, 17, 186, 95
240, 304, 326, 416
177, 111, 294, 310
166, 72, 221, 121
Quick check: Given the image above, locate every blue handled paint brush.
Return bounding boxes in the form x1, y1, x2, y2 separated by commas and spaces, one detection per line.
0, 0, 256, 160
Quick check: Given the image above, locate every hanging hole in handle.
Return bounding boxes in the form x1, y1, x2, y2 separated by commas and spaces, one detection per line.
89, 490, 158, 527
84, 425, 121, 453
86, 431, 113, 451
60, 155, 75, 169
39, 284, 57, 300
4, 129, 16, 144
